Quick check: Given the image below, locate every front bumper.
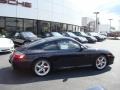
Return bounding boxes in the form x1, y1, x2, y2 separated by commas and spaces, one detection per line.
0, 47, 14, 52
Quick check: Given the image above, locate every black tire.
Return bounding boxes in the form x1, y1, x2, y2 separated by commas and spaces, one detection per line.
33, 59, 51, 76
94, 55, 107, 70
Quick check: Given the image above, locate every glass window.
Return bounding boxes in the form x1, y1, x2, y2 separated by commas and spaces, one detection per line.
51, 22, 61, 32
51, 22, 56, 32
21, 32, 37, 38
6, 18, 17, 38
5, 26, 17, 38
73, 25, 76, 32
58, 39, 80, 50
42, 42, 58, 50
78, 26, 80, 32
67, 24, 73, 31
16, 19, 23, 31
51, 32, 63, 37
6, 18, 16, 27
0, 17, 5, 28
14, 33, 22, 39
0, 17, 5, 36
76, 26, 79, 32
37, 21, 51, 37
30, 41, 58, 50
33, 20, 37, 35
61, 23, 67, 31
67, 32, 76, 37
41, 21, 51, 32
24, 19, 34, 32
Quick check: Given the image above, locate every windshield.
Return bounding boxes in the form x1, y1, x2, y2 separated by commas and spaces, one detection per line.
90, 32, 99, 36
21, 32, 37, 38
67, 32, 76, 37
51, 32, 63, 37
80, 32, 88, 36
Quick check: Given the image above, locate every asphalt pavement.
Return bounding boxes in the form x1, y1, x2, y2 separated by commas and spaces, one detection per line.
0, 39, 120, 90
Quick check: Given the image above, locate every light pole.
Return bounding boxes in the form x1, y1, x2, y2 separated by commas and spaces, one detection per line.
108, 19, 113, 32
94, 12, 100, 32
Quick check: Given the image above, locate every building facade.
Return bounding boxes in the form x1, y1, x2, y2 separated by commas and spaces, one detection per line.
0, 0, 81, 37
81, 17, 96, 32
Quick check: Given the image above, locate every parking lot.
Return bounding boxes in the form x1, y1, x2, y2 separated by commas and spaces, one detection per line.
0, 39, 120, 90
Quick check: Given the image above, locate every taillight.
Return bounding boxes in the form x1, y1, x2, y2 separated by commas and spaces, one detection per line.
13, 51, 25, 60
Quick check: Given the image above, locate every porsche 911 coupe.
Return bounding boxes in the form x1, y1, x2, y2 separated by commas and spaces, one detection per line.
9, 37, 114, 76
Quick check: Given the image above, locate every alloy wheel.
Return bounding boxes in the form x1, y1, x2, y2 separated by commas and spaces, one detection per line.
95, 56, 107, 70
34, 60, 50, 76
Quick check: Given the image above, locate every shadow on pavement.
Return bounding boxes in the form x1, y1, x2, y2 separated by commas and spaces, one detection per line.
0, 52, 11, 56
0, 66, 111, 85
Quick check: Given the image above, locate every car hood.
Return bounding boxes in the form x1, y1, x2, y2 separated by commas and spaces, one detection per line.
0, 38, 14, 47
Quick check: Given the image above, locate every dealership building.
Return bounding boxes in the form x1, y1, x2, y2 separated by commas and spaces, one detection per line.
0, 0, 81, 37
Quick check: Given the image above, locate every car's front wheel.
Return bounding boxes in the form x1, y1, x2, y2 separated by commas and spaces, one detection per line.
95, 55, 107, 70
33, 60, 51, 76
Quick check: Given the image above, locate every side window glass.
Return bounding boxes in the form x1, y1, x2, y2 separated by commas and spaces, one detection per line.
68, 41, 80, 49
30, 42, 58, 50
42, 42, 58, 50
58, 40, 80, 50
58, 41, 69, 50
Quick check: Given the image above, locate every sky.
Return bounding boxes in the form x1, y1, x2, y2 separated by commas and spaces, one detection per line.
69, 0, 120, 30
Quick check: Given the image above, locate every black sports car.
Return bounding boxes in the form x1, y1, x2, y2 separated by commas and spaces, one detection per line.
60, 32, 88, 43
87, 32, 106, 42
73, 32, 97, 43
12, 32, 40, 46
9, 37, 114, 76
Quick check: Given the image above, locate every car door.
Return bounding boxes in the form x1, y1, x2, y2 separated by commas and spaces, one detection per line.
51, 39, 90, 68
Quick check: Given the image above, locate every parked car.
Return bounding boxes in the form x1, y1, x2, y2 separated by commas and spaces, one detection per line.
12, 32, 40, 46
60, 32, 88, 43
99, 32, 107, 36
87, 32, 106, 41
73, 32, 97, 43
0, 36, 14, 52
42, 32, 63, 38
9, 37, 114, 76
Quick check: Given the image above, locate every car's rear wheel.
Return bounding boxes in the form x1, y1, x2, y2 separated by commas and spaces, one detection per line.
33, 60, 51, 76
95, 55, 107, 70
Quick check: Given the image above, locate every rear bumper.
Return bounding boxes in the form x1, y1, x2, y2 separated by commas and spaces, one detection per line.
9, 58, 32, 69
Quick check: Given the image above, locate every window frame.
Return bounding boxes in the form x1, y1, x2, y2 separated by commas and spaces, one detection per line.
29, 41, 59, 51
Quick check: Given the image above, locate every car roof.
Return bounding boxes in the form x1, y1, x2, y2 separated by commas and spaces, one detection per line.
40, 36, 73, 42
25, 36, 76, 48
